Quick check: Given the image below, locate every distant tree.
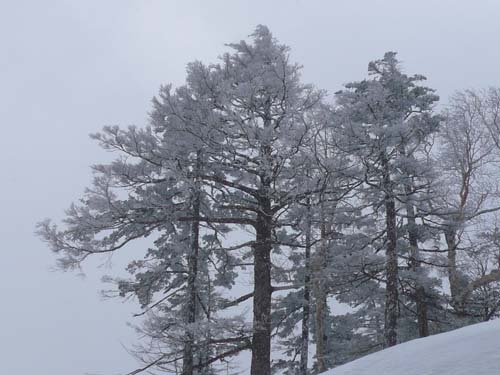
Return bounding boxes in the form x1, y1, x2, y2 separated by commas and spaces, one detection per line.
434, 90, 500, 319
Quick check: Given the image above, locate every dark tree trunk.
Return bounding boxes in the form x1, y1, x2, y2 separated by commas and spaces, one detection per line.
382, 154, 398, 347
415, 283, 428, 337
250, 195, 273, 375
299, 201, 312, 375
250, 104, 275, 375
384, 194, 398, 347
183, 156, 201, 375
445, 227, 462, 310
405, 196, 429, 337
399, 145, 429, 337
314, 203, 330, 373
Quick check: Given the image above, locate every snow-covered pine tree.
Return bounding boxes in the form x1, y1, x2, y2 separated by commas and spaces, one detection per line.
151, 26, 327, 375
37, 103, 247, 375
334, 52, 441, 347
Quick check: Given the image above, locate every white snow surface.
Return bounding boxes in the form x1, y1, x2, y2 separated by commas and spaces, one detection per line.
326, 319, 500, 375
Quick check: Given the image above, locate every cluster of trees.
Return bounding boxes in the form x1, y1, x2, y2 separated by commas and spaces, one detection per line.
38, 26, 500, 375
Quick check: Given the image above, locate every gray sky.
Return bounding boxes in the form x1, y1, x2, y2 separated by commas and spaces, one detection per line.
2, 1, 500, 374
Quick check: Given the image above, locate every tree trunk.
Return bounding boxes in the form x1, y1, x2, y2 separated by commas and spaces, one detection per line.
250, 104, 275, 375
445, 227, 460, 306
398, 143, 428, 337
250, 194, 273, 375
405, 195, 429, 337
382, 154, 398, 347
183, 156, 201, 375
314, 203, 331, 373
415, 283, 428, 337
300, 201, 312, 375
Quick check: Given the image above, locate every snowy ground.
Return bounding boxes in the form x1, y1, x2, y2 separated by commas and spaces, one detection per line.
326, 319, 500, 375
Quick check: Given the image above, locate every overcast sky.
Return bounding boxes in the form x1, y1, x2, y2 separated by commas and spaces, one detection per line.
2, 1, 500, 374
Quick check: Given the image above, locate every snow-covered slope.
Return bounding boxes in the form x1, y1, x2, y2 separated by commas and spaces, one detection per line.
327, 319, 500, 375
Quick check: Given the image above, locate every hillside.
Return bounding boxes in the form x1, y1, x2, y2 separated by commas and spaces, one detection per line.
327, 319, 500, 375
